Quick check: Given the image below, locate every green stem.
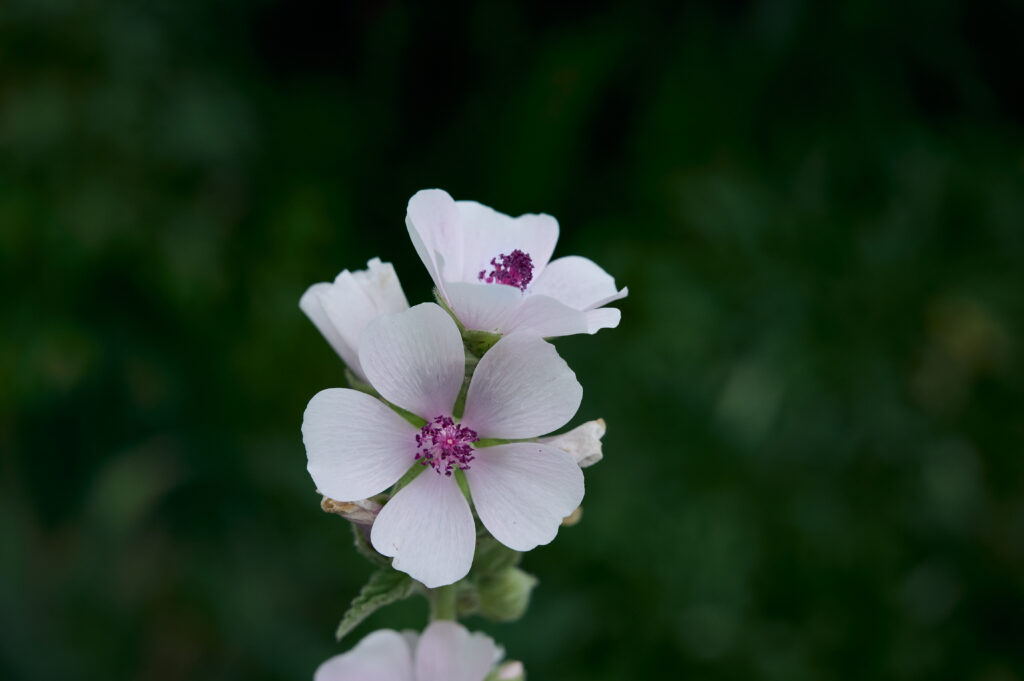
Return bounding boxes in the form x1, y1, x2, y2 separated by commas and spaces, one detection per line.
428, 584, 457, 622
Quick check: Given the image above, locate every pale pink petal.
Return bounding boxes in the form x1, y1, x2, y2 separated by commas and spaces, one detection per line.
443, 281, 521, 334
415, 621, 498, 681
299, 259, 410, 381
300, 282, 359, 371
406, 189, 464, 296
461, 334, 582, 439
585, 307, 621, 334
370, 471, 475, 588
314, 629, 414, 681
303, 389, 418, 502
505, 294, 590, 337
466, 443, 584, 552
529, 255, 626, 311
456, 200, 559, 282
359, 304, 465, 420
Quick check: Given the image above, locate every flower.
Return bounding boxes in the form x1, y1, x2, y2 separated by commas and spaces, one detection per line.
302, 303, 585, 587
405, 189, 627, 338
299, 257, 410, 382
315, 620, 512, 681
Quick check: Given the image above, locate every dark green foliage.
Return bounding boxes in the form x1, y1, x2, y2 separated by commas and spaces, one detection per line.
2, 1, 1023, 680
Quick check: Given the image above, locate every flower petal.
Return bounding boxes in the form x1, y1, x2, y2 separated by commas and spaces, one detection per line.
466, 443, 584, 552
359, 303, 465, 420
370, 471, 475, 588
443, 281, 522, 334
407, 189, 464, 296
529, 255, 626, 311
585, 306, 621, 334
306, 259, 410, 381
315, 629, 414, 681
415, 621, 499, 681
303, 389, 418, 502
300, 282, 359, 371
505, 293, 590, 337
461, 334, 582, 439
455, 200, 559, 282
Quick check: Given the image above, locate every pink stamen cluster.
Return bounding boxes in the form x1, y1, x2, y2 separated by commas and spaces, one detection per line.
477, 249, 533, 291
414, 416, 479, 476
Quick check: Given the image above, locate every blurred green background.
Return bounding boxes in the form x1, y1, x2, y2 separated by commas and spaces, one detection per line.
3, 0, 1023, 679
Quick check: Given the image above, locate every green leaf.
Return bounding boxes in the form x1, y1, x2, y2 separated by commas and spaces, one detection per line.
335, 568, 416, 641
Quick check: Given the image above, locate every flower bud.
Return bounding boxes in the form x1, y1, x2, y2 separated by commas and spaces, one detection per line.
476, 567, 538, 623
320, 496, 381, 527
540, 418, 606, 468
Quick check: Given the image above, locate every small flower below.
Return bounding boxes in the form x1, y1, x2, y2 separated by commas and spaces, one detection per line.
315, 620, 509, 681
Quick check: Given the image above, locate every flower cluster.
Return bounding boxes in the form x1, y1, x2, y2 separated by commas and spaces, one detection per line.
299, 189, 625, 677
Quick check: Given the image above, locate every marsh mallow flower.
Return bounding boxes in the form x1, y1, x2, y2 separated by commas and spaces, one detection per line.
299, 257, 410, 382
315, 620, 509, 681
302, 303, 584, 587
406, 189, 627, 338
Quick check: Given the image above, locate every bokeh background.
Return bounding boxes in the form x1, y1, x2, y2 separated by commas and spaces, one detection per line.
3, 0, 1023, 679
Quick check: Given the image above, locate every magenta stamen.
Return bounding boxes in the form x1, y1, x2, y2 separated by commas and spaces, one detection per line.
414, 416, 479, 476
477, 249, 533, 291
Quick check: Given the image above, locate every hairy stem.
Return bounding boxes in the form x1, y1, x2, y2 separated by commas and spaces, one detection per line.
428, 584, 458, 622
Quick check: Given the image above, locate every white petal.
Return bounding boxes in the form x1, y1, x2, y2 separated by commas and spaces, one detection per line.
300, 282, 360, 372
585, 307, 621, 334
505, 294, 590, 337
461, 334, 582, 439
370, 471, 475, 588
529, 255, 626, 311
540, 418, 606, 467
359, 303, 465, 420
443, 281, 521, 334
302, 389, 418, 502
315, 629, 414, 681
406, 189, 464, 295
466, 443, 584, 552
455, 200, 559, 282
415, 621, 499, 681
309, 259, 411, 381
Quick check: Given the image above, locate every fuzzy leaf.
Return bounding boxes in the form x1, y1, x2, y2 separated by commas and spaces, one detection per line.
335, 568, 416, 641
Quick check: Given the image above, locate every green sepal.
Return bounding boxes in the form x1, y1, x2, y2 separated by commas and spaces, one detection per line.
464, 329, 502, 357
344, 368, 376, 394
351, 522, 389, 568
391, 462, 427, 495
335, 568, 417, 641
473, 438, 511, 448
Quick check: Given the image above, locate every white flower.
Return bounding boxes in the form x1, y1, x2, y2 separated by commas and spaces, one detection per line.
315, 620, 508, 681
299, 257, 410, 382
405, 189, 627, 337
302, 303, 585, 587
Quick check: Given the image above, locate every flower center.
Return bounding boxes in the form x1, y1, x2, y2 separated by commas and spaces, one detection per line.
477, 249, 533, 291
414, 416, 479, 476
